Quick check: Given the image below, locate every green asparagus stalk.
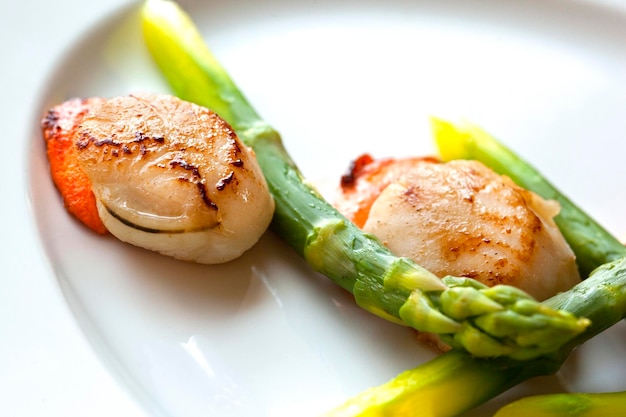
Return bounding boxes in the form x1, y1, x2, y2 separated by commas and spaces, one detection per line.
141, 0, 590, 360
431, 118, 626, 277
493, 391, 626, 417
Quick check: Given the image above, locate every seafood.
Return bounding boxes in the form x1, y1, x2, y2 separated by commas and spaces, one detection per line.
335, 154, 581, 301
42, 93, 274, 264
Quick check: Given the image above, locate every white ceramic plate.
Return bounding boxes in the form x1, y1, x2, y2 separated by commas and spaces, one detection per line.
23, 0, 626, 416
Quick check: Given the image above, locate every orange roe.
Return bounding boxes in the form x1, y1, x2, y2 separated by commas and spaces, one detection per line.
41, 98, 108, 234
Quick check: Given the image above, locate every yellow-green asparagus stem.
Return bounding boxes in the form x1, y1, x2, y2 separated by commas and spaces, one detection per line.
494, 391, 626, 417
323, 350, 551, 417
141, 0, 590, 361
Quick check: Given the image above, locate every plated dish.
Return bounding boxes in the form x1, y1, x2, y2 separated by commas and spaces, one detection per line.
24, 0, 626, 416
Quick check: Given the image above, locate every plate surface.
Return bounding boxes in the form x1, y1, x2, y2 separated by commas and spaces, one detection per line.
28, 0, 626, 416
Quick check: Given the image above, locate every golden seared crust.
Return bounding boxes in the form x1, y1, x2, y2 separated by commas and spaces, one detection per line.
41, 97, 108, 234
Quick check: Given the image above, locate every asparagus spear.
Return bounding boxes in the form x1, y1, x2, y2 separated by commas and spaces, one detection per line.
141, 0, 590, 360
431, 118, 626, 277
325, 256, 626, 416
493, 391, 626, 417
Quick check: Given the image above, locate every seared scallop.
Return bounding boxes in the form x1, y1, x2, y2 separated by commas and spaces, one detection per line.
335, 155, 580, 300
43, 93, 274, 264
